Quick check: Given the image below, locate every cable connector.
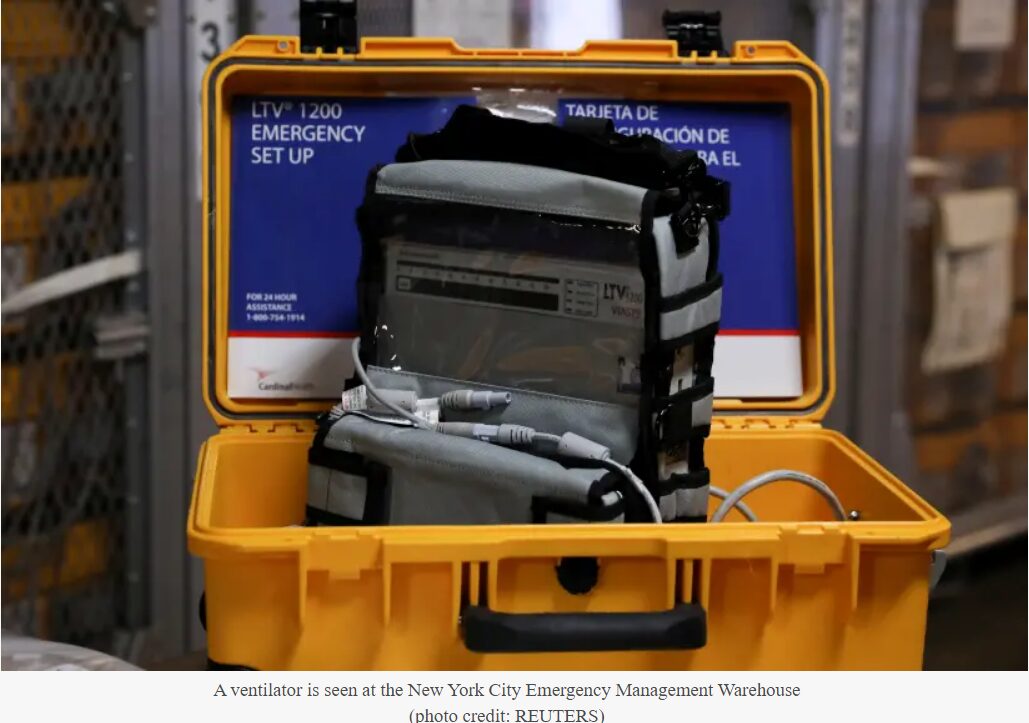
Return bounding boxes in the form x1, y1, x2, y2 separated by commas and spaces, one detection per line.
440, 389, 512, 411
555, 432, 611, 461
435, 422, 535, 445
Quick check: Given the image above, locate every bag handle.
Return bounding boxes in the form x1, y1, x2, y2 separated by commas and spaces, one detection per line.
461, 603, 706, 653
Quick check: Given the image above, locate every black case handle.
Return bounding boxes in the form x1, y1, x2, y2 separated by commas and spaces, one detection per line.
461, 603, 706, 653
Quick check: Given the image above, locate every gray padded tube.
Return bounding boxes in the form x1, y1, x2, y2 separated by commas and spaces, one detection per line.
319, 414, 610, 525
376, 160, 647, 225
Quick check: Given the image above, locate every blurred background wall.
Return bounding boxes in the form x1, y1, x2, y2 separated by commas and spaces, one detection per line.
1, 0, 1025, 668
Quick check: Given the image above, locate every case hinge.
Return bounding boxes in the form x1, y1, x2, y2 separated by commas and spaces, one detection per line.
713, 417, 821, 431
221, 421, 313, 435
300, 0, 359, 54
662, 9, 726, 57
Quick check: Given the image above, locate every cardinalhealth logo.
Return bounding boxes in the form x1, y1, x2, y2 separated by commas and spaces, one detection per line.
249, 366, 315, 392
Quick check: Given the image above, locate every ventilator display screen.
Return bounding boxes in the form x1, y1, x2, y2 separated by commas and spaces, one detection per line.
378, 240, 645, 406
393, 252, 562, 313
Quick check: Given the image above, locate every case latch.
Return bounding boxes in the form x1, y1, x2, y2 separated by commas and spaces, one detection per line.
300, 0, 359, 54
662, 9, 726, 57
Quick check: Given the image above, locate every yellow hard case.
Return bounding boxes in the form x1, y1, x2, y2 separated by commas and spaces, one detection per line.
188, 35, 950, 670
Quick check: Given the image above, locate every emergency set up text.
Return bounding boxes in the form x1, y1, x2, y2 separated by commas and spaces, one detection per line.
249, 100, 366, 165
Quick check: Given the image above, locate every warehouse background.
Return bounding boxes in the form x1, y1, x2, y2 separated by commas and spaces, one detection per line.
1, 0, 1025, 669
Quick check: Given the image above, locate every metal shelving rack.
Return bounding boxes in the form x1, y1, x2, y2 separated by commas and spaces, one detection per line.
1, 0, 150, 658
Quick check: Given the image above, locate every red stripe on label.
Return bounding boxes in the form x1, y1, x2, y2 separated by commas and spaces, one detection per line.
228, 329, 798, 339
228, 330, 358, 339
717, 329, 801, 336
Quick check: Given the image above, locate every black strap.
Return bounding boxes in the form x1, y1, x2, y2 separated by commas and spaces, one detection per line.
562, 116, 615, 137
308, 442, 367, 474
654, 468, 710, 497
668, 171, 729, 254
306, 504, 363, 527
669, 206, 702, 254
586, 470, 623, 505
532, 470, 628, 523
654, 377, 714, 448
692, 332, 717, 379
531, 495, 626, 524
396, 104, 702, 191
660, 273, 723, 313
311, 405, 345, 450
308, 429, 392, 525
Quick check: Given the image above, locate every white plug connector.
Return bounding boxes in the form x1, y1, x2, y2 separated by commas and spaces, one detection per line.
440, 390, 512, 411
343, 385, 511, 415
435, 422, 535, 445
555, 432, 611, 461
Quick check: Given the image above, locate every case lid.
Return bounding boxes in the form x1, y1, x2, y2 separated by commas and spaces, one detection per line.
202, 35, 834, 429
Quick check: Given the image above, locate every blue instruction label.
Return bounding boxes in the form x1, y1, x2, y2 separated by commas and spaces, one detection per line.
559, 100, 798, 332
227, 95, 803, 399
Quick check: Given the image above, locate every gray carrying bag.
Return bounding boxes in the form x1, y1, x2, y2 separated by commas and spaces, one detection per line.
307, 367, 629, 525
308, 110, 726, 526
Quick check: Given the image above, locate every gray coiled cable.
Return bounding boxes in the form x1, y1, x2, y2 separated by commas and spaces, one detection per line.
710, 469, 846, 522
709, 486, 757, 522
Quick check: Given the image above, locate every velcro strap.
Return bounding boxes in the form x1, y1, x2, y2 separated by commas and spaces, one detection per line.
654, 468, 710, 497
659, 272, 723, 313
669, 205, 702, 254
308, 444, 368, 474
659, 273, 723, 343
307, 445, 390, 524
668, 174, 730, 253
654, 378, 715, 447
